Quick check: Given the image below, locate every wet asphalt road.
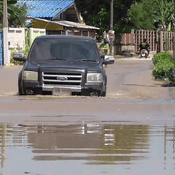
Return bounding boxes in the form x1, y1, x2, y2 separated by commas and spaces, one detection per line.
0, 59, 175, 175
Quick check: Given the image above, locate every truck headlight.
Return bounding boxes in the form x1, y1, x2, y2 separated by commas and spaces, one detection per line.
23, 71, 38, 81
87, 73, 103, 82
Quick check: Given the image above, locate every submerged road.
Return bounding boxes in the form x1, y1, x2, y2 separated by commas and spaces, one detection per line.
0, 59, 175, 175
0, 59, 174, 125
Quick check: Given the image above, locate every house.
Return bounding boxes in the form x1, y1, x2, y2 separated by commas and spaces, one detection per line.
17, 0, 99, 38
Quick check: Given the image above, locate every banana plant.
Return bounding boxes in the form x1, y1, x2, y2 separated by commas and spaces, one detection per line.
144, 0, 174, 29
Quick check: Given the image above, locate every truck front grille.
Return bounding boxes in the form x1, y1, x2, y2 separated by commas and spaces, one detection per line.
42, 72, 82, 86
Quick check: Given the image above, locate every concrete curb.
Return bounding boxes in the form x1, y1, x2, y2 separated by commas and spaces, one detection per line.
115, 55, 153, 61
115, 57, 153, 61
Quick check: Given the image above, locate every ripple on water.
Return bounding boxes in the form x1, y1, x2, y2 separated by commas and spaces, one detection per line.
0, 123, 175, 175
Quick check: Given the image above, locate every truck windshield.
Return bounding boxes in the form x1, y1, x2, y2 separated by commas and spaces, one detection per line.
28, 38, 99, 64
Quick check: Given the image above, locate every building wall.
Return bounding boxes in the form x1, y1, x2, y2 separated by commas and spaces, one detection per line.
29, 28, 46, 46
7, 28, 46, 64
73, 30, 96, 38
8, 28, 25, 50
8, 28, 26, 63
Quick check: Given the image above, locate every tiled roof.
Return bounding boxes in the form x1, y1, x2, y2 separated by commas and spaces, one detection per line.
17, 0, 74, 19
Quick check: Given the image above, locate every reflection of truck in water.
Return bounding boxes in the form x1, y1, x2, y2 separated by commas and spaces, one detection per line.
25, 123, 149, 163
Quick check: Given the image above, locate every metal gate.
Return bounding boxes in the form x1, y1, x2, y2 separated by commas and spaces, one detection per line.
0, 32, 3, 65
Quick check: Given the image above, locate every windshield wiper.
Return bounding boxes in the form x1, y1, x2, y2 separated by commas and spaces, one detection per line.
46, 57, 67, 60
80, 59, 98, 62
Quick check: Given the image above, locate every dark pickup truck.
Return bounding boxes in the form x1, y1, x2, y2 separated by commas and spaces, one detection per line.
13, 35, 113, 97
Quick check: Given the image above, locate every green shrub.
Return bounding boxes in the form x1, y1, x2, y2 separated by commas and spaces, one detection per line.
152, 58, 175, 80
152, 51, 171, 66
22, 44, 31, 58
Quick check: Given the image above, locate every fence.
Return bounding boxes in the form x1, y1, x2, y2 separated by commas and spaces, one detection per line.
135, 30, 158, 53
121, 33, 135, 45
114, 31, 135, 54
163, 32, 174, 51
115, 30, 174, 55
115, 30, 158, 54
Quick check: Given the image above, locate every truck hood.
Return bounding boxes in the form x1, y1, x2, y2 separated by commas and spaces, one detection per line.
25, 60, 102, 72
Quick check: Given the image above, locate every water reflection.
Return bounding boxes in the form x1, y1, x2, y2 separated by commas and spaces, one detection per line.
95, 125, 149, 164
0, 125, 6, 169
26, 124, 149, 164
163, 125, 175, 170
0, 123, 175, 175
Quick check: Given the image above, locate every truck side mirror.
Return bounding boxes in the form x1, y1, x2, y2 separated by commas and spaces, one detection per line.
13, 52, 26, 62
100, 55, 105, 60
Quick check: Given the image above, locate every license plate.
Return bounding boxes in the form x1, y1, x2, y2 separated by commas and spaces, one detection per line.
52, 88, 71, 96
142, 54, 145, 56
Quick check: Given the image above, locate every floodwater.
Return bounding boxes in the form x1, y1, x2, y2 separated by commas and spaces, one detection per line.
0, 123, 175, 175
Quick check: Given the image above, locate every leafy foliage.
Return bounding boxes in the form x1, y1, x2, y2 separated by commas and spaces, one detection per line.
88, 7, 110, 36
152, 51, 171, 66
152, 52, 175, 81
128, 0, 175, 30
0, 0, 18, 17
0, 2, 27, 28
75, 0, 141, 36
8, 4, 27, 27
128, 2, 155, 29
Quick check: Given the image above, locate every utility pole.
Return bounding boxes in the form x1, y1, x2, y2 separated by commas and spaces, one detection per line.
3, 0, 8, 65
110, 0, 114, 55
173, 3, 175, 60
110, 0, 113, 30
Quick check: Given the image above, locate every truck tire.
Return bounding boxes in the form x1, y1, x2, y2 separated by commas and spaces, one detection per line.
101, 91, 106, 97
18, 86, 24, 95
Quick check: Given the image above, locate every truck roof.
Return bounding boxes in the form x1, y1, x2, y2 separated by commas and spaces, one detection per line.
36, 35, 95, 41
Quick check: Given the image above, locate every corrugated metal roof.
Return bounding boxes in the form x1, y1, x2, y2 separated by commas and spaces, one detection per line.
58, 20, 100, 30
17, 0, 74, 19
32, 18, 100, 30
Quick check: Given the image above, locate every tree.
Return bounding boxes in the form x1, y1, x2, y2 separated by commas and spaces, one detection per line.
75, 0, 141, 37
0, 1, 27, 28
128, 2, 154, 30
0, 0, 18, 16
88, 7, 110, 36
151, 0, 174, 29
8, 4, 27, 27
128, 0, 175, 30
